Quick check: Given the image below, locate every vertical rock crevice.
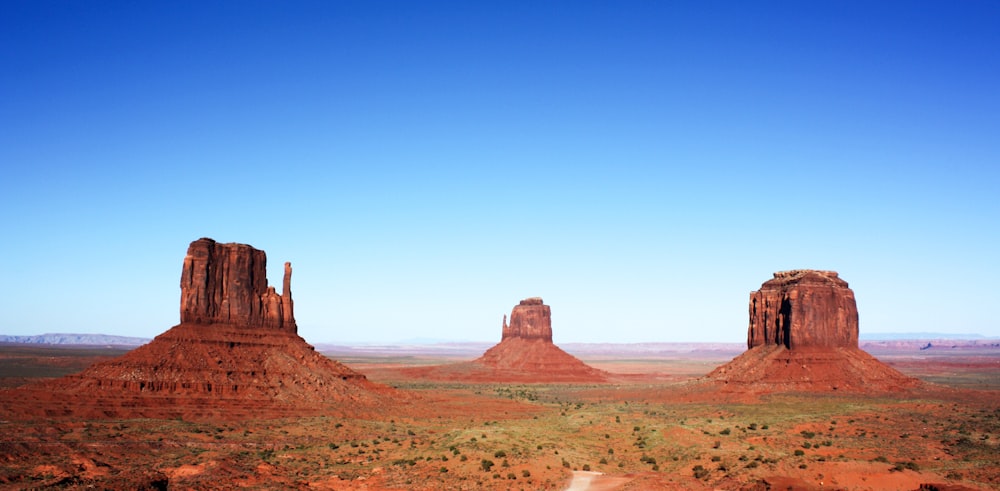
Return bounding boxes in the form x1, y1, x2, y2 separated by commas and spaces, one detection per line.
746, 270, 857, 350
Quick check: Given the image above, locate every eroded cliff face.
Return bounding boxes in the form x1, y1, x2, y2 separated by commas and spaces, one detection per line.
501, 297, 552, 342
179, 238, 295, 332
747, 270, 858, 350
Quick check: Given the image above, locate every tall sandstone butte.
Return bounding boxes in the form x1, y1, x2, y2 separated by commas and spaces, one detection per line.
474, 297, 607, 382
180, 237, 295, 331
397, 297, 607, 383
502, 297, 552, 342
747, 270, 858, 349
706, 269, 920, 393
0, 238, 394, 421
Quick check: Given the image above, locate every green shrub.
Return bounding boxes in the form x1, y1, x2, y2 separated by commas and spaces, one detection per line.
891, 461, 920, 472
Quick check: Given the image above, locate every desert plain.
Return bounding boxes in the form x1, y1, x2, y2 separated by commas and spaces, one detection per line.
0, 339, 997, 490
0, 241, 997, 490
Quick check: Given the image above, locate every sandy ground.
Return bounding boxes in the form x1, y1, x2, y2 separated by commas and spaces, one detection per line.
1, 343, 998, 490
565, 471, 632, 491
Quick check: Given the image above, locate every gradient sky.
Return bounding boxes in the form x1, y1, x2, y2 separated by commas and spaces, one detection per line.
2, 1, 998, 344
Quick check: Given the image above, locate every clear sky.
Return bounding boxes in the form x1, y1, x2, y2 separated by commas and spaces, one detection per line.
2, 1, 998, 344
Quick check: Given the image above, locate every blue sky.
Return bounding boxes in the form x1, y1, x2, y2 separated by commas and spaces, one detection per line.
2, 1, 998, 343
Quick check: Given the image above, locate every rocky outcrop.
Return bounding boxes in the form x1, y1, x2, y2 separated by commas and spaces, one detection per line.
502, 297, 552, 342
180, 238, 295, 331
0, 238, 396, 420
748, 270, 858, 349
706, 270, 920, 393
474, 298, 606, 382
394, 297, 607, 383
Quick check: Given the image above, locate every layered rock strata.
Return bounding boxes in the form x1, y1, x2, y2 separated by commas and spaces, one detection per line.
706, 270, 920, 393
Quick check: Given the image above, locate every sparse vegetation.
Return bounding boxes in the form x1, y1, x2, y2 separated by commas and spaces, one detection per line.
2, 346, 998, 490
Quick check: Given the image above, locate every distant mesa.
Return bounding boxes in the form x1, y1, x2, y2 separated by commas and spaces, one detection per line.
0, 238, 395, 420
705, 270, 921, 393
401, 297, 608, 383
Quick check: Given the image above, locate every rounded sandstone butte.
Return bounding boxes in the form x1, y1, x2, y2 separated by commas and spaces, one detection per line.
501, 297, 552, 342
747, 269, 858, 350
180, 237, 296, 332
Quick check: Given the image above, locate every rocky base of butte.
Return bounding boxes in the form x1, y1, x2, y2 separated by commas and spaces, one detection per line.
0, 238, 396, 421
705, 270, 921, 393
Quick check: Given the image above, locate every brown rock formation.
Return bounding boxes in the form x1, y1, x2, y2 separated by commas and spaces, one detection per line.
0, 238, 396, 420
402, 298, 607, 383
706, 270, 921, 393
180, 238, 295, 331
748, 270, 857, 349
502, 297, 552, 342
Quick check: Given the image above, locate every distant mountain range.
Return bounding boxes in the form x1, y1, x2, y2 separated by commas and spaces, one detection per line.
1, 332, 995, 347
860, 332, 994, 340
0, 333, 151, 346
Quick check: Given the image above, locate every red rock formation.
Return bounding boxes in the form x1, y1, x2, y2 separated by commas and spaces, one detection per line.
502, 297, 552, 342
479, 297, 605, 379
706, 270, 920, 393
180, 238, 295, 331
747, 270, 857, 349
0, 238, 396, 421
392, 298, 606, 383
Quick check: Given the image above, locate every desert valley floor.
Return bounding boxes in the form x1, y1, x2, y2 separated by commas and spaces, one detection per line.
0, 341, 998, 491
